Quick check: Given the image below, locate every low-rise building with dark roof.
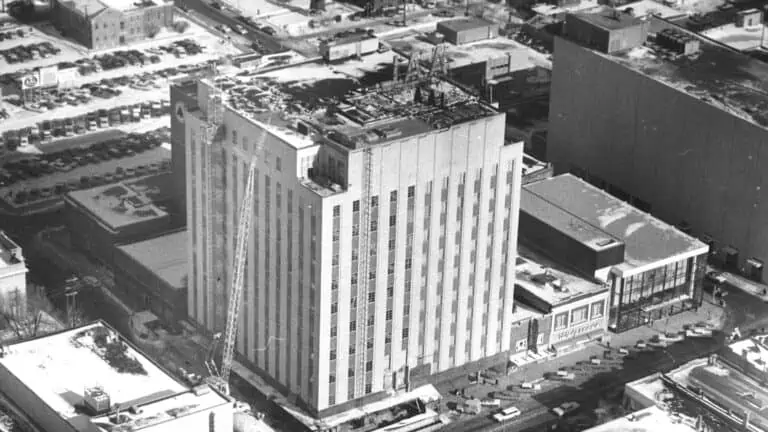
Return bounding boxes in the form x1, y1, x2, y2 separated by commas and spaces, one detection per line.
521, 174, 709, 332
436, 17, 499, 45
64, 179, 171, 266
112, 229, 187, 324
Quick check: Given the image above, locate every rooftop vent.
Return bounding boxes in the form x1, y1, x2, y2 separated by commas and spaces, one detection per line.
83, 386, 111, 415
655, 28, 700, 56
596, 238, 616, 247
193, 384, 212, 396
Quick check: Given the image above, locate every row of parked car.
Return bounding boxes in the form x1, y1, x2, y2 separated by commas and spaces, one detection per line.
92, 49, 162, 71
1, 41, 62, 64
148, 38, 205, 57
19, 58, 210, 113
9, 158, 171, 205
0, 28, 25, 42
1, 100, 170, 150
2, 131, 169, 190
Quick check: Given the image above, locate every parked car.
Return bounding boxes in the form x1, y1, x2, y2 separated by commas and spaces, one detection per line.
492, 406, 521, 422
552, 402, 580, 417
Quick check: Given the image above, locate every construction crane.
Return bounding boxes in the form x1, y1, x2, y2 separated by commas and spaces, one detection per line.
200, 59, 270, 395
354, 143, 374, 396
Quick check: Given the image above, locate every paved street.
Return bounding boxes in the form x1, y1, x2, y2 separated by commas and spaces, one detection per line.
439, 281, 768, 432
175, 0, 286, 53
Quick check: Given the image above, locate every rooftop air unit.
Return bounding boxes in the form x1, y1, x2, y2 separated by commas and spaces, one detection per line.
83, 386, 111, 415
551, 279, 563, 291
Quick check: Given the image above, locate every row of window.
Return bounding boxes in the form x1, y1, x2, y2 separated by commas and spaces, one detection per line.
554, 300, 605, 331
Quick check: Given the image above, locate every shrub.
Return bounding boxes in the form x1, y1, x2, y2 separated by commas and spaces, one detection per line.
173, 21, 190, 33
147, 24, 161, 38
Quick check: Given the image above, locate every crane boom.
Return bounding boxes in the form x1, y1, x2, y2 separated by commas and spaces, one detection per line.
217, 118, 272, 394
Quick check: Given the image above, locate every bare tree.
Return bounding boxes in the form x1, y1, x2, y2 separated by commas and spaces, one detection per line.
0, 285, 85, 342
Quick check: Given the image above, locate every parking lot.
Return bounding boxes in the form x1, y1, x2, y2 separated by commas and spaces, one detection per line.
2, 98, 171, 151
0, 16, 242, 147
0, 21, 86, 76
0, 129, 171, 212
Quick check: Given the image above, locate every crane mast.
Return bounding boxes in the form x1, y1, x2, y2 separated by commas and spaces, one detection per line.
354, 145, 374, 396
202, 62, 225, 369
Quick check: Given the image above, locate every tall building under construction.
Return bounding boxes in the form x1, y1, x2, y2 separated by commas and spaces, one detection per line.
181, 55, 523, 416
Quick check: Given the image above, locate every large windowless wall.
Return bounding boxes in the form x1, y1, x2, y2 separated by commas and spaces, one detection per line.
548, 36, 768, 273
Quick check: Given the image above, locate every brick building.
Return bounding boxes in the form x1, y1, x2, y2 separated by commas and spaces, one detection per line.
51, 0, 174, 50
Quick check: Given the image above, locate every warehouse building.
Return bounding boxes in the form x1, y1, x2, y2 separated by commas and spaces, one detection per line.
64, 180, 172, 266
521, 174, 709, 332
0, 321, 233, 432
548, 10, 768, 280
112, 229, 187, 325
183, 52, 523, 418
51, 0, 174, 50
319, 29, 380, 62
436, 17, 499, 46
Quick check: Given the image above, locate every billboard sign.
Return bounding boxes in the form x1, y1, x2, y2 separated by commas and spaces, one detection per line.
21, 72, 40, 90
39, 65, 58, 87
57, 67, 78, 88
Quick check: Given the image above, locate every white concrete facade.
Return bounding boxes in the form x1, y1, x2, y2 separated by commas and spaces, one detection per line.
184, 82, 524, 413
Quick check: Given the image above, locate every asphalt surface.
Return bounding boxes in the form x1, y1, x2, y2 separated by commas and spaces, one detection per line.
445, 285, 768, 432
175, 0, 285, 53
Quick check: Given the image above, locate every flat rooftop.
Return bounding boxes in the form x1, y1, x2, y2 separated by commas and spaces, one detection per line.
0, 321, 229, 431
205, 51, 497, 152
437, 17, 495, 33
117, 230, 187, 290
389, 35, 537, 70
573, 6, 647, 30
584, 406, 696, 432
523, 174, 708, 272
601, 15, 768, 129
62, 0, 163, 15
617, 0, 687, 19
629, 356, 768, 431
517, 244, 608, 307
729, 338, 768, 372
67, 182, 169, 231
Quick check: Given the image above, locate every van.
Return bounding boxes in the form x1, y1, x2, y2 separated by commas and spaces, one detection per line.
492, 406, 521, 422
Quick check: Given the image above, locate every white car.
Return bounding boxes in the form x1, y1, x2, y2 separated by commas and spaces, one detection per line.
492, 406, 521, 422
552, 402, 580, 417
